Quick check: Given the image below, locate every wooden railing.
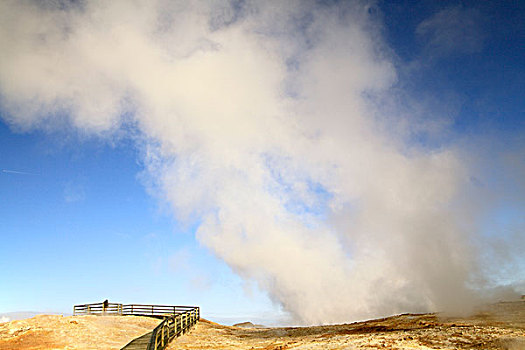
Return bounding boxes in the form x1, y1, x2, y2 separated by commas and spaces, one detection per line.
73, 302, 200, 350
122, 304, 199, 318
73, 303, 199, 318
147, 307, 199, 350
73, 302, 123, 315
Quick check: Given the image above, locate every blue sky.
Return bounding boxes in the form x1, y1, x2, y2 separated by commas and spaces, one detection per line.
381, 0, 524, 134
0, 122, 278, 323
0, 0, 523, 325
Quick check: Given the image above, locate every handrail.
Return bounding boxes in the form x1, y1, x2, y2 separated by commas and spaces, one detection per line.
73, 302, 200, 350
73, 302, 123, 315
73, 303, 199, 317
146, 307, 199, 350
122, 304, 198, 317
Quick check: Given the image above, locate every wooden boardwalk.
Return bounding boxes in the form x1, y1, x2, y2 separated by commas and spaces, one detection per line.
121, 331, 153, 350
73, 302, 199, 350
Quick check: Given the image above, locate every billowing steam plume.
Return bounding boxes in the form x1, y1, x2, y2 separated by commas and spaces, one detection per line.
0, 0, 522, 324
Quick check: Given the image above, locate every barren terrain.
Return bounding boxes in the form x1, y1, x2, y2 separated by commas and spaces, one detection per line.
0, 315, 159, 349
169, 301, 525, 350
0, 301, 523, 349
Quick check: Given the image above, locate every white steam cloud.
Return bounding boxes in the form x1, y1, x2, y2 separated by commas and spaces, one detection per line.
0, 0, 522, 324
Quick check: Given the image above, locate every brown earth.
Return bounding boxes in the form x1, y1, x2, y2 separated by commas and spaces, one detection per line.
1, 301, 523, 349
0, 314, 160, 349
169, 301, 525, 350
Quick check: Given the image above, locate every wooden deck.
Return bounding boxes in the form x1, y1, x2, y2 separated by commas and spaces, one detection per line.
121, 331, 153, 350
73, 302, 199, 350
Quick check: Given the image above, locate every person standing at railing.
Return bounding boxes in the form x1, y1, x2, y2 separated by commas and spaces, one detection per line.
103, 299, 109, 315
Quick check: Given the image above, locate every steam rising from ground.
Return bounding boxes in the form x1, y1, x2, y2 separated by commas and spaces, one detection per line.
0, 1, 522, 324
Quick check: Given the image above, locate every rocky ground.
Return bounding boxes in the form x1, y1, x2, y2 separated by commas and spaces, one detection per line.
0, 314, 159, 349
169, 301, 525, 350
0, 301, 523, 349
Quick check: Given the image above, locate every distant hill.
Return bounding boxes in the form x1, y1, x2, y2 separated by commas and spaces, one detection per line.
233, 321, 266, 328
0, 311, 68, 322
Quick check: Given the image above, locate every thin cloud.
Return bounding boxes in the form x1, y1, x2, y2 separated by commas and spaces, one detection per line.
63, 181, 86, 203
416, 5, 485, 58
2, 169, 39, 175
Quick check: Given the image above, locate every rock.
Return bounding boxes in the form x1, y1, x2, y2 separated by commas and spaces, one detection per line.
233, 322, 266, 328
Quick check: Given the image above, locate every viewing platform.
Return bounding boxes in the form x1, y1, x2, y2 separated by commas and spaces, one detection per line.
73, 301, 199, 350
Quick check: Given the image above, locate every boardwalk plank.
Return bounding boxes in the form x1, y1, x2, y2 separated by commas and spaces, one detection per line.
121, 331, 152, 350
